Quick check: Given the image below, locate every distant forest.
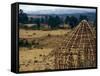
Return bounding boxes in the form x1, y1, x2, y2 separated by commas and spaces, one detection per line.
19, 9, 96, 30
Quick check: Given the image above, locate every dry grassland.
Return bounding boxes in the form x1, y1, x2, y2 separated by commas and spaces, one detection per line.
19, 29, 71, 71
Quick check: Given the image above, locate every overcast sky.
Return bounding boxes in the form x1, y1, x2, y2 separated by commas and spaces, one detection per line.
19, 4, 96, 14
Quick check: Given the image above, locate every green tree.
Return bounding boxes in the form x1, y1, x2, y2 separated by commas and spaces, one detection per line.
65, 16, 78, 28
29, 17, 33, 23
79, 15, 88, 22
69, 16, 78, 28
40, 17, 45, 24
19, 9, 28, 24
65, 16, 70, 24
55, 16, 61, 28
36, 18, 41, 30
48, 16, 54, 29
48, 15, 61, 29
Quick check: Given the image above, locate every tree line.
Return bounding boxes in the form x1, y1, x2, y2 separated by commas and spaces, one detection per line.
19, 9, 89, 29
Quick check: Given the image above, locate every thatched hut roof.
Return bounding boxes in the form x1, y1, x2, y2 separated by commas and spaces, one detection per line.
53, 20, 96, 69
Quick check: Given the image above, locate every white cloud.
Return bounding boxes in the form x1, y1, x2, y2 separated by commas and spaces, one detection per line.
19, 4, 96, 14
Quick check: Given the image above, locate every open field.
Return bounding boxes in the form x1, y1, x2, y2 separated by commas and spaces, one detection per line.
19, 29, 71, 39
19, 28, 71, 71
19, 48, 54, 71
19, 21, 96, 71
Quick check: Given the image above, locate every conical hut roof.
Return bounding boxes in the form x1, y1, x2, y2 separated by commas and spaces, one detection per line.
52, 20, 96, 69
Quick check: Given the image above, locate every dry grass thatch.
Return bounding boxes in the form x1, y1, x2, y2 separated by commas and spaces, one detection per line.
50, 20, 96, 69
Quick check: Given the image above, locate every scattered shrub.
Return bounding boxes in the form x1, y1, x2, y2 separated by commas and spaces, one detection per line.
41, 47, 43, 49
47, 34, 51, 37
33, 33, 36, 35
64, 33, 67, 36
34, 60, 38, 63
19, 39, 32, 48
39, 54, 42, 57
